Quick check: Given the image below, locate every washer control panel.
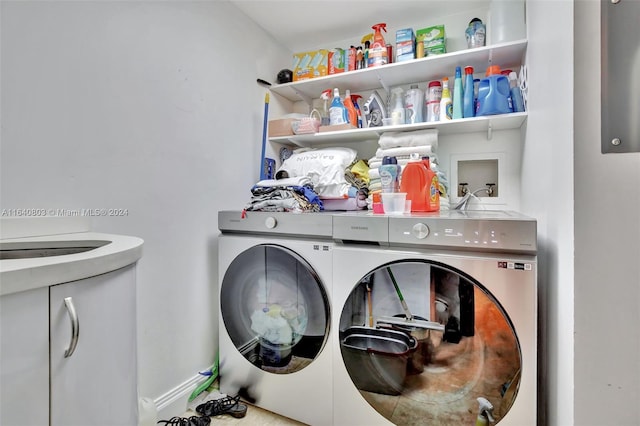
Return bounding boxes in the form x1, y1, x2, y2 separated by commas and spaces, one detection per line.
389, 214, 537, 253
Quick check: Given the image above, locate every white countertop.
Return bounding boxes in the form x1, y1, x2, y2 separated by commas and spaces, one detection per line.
0, 231, 143, 296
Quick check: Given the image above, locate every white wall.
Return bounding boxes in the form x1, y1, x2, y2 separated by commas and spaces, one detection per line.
574, 1, 640, 424
0, 0, 290, 416
521, 1, 575, 424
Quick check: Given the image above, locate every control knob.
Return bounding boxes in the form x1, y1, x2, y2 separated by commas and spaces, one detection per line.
265, 216, 277, 229
412, 223, 430, 239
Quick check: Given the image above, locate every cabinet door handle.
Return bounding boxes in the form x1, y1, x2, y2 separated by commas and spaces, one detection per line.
63, 297, 79, 358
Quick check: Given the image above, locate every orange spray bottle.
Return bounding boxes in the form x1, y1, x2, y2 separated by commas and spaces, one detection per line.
351, 94, 364, 128
343, 89, 358, 128
368, 23, 388, 67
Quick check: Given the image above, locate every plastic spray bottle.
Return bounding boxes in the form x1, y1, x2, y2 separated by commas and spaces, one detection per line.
320, 89, 332, 126
509, 71, 525, 112
405, 84, 424, 123
329, 88, 348, 125
343, 89, 358, 127
379, 156, 401, 193
368, 23, 388, 67
390, 87, 406, 125
475, 397, 495, 426
463, 66, 475, 118
452, 66, 464, 119
439, 77, 453, 121
351, 94, 364, 128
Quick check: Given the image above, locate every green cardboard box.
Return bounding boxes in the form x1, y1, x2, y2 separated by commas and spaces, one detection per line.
416, 25, 446, 56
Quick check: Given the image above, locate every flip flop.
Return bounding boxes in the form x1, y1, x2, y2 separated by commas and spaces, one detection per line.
157, 415, 211, 426
195, 394, 248, 418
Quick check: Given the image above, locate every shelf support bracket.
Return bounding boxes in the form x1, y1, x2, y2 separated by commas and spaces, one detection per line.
376, 72, 389, 93
293, 88, 313, 108
487, 121, 493, 140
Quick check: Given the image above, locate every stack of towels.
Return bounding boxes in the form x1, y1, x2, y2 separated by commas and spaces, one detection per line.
368, 129, 450, 209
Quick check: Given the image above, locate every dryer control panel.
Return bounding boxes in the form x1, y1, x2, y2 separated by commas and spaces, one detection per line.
388, 215, 537, 253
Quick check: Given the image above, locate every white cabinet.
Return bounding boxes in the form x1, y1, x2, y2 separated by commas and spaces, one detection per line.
50, 264, 138, 426
0, 265, 137, 426
268, 39, 527, 147
0, 287, 50, 426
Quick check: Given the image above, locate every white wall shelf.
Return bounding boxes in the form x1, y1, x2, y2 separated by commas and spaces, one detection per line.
270, 112, 527, 147
269, 39, 527, 103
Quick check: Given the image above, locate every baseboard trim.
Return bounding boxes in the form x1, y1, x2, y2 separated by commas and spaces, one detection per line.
142, 369, 213, 423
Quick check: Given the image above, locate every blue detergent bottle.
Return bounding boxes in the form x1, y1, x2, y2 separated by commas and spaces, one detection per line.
477, 65, 512, 116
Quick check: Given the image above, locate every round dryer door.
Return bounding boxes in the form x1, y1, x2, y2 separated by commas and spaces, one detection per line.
339, 260, 522, 424
221, 244, 330, 374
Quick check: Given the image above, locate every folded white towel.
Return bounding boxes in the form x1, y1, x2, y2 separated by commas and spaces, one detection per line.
375, 145, 435, 159
369, 156, 438, 170
255, 176, 312, 187
378, 129, 438, 149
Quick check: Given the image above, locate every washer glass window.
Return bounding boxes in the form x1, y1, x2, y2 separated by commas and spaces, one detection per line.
339, 259, 520, 424
221, 244, 330, 374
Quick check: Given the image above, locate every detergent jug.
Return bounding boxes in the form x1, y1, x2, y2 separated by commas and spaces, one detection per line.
477, 65, 512, 116
399, 153, 430, 212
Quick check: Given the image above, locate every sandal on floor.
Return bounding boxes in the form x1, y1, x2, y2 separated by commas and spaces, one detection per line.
196, 394, 248, 418
157, 415, 211, 426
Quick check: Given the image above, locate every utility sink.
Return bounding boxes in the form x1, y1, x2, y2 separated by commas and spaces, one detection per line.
0, 217, 143, 297
0, 240, 110, 260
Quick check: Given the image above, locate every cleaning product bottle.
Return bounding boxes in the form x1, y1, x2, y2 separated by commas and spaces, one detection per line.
399, 153, 429, 212
361, 33, 373, 69
368, 23, 388, 67
439, 77, 453, 121
390, 87, 406, 125
422, 156, 440, 212
477, 65, 512, 116
405, 84, 424, 124
475, 397, 495, 426
329, 87, 348, 125
426, 80, 442, 122
463, 66, 475, 118
474, 78, 481, 114
508, 71, 525, 112
452, 66, 464, 119
320, 89, 332, 126
343, 89, 358, 127
351, 94, 364, 128
379, 156, 401, 193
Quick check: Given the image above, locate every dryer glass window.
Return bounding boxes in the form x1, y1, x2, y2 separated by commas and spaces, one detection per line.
339, 260, 521, 424
220, 244, 330, 374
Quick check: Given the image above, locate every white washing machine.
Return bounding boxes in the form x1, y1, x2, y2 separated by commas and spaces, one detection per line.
331, 211, 537, 426
217, 211, 333, 426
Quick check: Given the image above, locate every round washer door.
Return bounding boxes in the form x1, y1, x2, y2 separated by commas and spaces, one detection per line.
221, 244, 330, 374
339, 259, 522, 424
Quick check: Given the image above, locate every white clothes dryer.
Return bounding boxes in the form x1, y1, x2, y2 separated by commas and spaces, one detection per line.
331, 211, 537, 426
217, 211, 333, 426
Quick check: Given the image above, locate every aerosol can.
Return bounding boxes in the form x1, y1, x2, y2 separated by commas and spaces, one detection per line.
362, 90, 387, 127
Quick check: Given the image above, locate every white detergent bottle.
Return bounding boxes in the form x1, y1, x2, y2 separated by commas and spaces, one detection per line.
405, 84, 424, 123
329, 87, 348, 125
390, 87, 406, 125
439, 77, 453, 121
